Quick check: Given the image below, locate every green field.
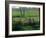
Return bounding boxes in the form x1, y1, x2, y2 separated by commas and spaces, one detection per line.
12, 7, 40, 31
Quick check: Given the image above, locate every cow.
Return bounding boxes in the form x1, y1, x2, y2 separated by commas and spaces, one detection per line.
22, 18, 34, 25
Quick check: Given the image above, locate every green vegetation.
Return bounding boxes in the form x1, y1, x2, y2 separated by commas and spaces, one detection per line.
12, 7, 40, 31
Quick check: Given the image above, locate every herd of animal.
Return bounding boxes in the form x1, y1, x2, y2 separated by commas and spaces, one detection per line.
13, 17, 39, 25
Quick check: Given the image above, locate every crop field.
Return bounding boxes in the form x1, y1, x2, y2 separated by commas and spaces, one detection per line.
12, 7, 40, 31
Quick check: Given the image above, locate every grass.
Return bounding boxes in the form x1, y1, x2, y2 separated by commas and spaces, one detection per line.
12, 8, 39, 17
12, 7, 40, 31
